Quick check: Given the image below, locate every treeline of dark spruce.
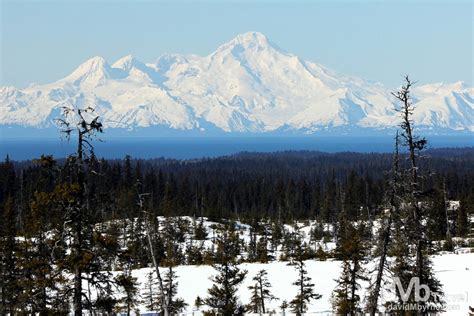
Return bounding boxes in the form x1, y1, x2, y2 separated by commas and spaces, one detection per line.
0, 76, 473, 315
3, 148, 474, 227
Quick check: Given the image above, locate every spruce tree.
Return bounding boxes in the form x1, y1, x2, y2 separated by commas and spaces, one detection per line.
427, 186, 449, 241
289, 258, 321, 315
246, 269, 278, 314
280, 300, 289, 315
455, 198, 469, 237
332, 213, 368, 315
248, 282, 261, 314
115, 271, 139, 316
289, 238, 321, 315
0, 196, 20, 314
193, 217, 208, 240
142, 271, 159, 312
204, 228, 247, 315
18, 188, 68, 314
256, 236, 270, 263
160, 266, 187, 315
390, 220, 415, 307
247, 228, 258, 262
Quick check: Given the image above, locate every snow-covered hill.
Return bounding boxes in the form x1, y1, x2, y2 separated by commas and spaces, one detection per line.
1, 32, 473, 135
131, 253, 474, 315
104, 216, 474, 315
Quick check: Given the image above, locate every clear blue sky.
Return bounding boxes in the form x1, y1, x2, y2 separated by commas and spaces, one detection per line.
1, 0, 472, 88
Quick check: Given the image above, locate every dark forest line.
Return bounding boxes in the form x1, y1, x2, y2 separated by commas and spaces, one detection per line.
3, 147, 474, 226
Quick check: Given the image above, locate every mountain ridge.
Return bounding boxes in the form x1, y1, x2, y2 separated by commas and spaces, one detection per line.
1, 31, 473, 135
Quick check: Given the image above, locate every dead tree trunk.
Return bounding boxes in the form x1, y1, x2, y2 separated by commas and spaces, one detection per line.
393, 76, 425, 287
368, 132, 400, 315
56, 106, 103, 315
138, 192, 170, 316
391, 76, 435, 313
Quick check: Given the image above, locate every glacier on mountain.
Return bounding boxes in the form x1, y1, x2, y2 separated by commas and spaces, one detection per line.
1, 32, 472, 135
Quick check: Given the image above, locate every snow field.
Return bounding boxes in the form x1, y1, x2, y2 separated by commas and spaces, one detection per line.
129, 253, 474, 315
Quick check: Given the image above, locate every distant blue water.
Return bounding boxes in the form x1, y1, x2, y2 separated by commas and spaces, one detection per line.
0, 136, 472, 161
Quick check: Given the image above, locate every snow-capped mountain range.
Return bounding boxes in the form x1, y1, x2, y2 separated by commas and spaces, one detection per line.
1, 32, 473, 136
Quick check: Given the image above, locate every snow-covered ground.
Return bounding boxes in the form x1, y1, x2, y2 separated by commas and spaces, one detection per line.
130, 252, 474, 315
85, 215, 474, 315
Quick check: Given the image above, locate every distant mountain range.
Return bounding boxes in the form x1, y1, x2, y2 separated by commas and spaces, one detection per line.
1, 32, 473, 137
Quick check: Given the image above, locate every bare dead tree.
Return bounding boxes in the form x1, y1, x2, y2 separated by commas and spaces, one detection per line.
55, 105, 103, 161
391, 75, 426, 286
391, 76, 427, 188
367, 132, 400, 315
390, 76, 443, 313
442, 181, 451, 240
55, 105, 103, 316
137, 187, 170, 316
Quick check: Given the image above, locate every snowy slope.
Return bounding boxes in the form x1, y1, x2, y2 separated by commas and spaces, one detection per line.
1, 32, 473, 134
105, 216, 473, 315
127, 253, 474, 315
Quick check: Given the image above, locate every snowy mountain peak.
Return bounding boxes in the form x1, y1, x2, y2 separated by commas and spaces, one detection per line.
71, 56, 108, 74
233, 31, 270, 47
1, 32, 472, 134
214, 31, 276, 56
451, 81, 468, 90
415, 81, 471, 95
112, 55, 143, 72
61, 56, 111, 87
